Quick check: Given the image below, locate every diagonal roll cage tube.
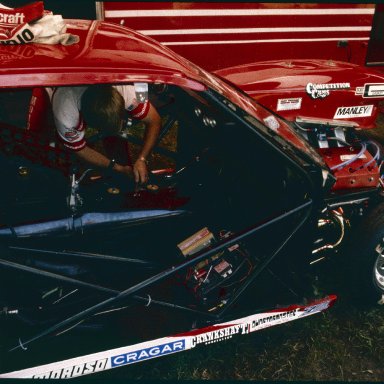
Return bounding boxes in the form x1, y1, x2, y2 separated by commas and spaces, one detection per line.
9, 247, 157, 266
0, 258, 213, 319
8, 199, 312, 352
220, 199, 312, 317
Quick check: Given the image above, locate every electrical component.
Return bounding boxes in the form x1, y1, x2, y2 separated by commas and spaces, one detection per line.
178, 228, 255, 311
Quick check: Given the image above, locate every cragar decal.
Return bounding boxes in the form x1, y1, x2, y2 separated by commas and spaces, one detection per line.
0, 295, 336, 379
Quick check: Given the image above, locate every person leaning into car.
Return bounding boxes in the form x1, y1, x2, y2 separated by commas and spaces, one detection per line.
51, 84, 161, 184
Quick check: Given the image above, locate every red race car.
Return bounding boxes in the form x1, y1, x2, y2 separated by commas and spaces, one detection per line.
0, 5, 384, 379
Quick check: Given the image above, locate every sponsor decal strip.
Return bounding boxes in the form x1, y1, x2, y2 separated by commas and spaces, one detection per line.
334, 105, 374, 119
0, 295, 336, 379
277, 98, 302, 111
355, 83, 384, 98
105, 9, 374, 18
306, 82, 351, 99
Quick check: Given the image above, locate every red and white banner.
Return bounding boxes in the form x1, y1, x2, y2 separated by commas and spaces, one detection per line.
0, 1, 78, 45
0, 295, 336, 379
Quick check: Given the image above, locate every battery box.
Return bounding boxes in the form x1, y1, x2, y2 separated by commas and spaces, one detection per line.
178, 228, 254, 311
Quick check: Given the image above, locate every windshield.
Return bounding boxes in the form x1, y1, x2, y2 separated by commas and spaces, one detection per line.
195, 68, 326, 169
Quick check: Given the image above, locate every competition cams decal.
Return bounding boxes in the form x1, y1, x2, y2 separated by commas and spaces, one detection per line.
0, 295, 336, 379
276, 98, 302, 111
334, 105, 373, 119
355, 83, 384, 98
306, 82, 350, 99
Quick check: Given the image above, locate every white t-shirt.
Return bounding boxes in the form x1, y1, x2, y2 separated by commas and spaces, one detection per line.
52, 85, 149, 151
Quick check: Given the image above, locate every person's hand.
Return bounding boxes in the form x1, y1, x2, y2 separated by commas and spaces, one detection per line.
114, 164, 133, 178
133, 158, 148, 184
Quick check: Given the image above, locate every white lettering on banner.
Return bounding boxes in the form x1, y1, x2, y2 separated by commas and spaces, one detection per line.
111, 340, 185, 367
306, 82, 350, 99
251, 309, 297, 330
0, 12, 25, 24
32, 359, 108, 379
334, 104, 373, 119
0, 296, 336, 379
277, 97, 302, 111
191, 324, 250, 347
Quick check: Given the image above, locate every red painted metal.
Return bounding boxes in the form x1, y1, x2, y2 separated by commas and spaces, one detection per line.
318, 147, 379, 191
0, 20, 206, 91
102, 2, 376, 71
215, 59, 384, 129
0, 19, 321, 166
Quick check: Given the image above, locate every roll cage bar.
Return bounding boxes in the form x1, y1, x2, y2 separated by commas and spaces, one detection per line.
3, 199, 312, 352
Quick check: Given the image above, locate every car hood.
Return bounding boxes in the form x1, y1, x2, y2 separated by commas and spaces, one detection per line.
214, 59, 384, 129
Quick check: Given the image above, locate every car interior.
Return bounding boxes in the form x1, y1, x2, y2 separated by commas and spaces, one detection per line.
0, 83, 313, 330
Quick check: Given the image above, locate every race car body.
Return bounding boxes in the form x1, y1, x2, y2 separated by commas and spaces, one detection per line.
0, 9, 383, 378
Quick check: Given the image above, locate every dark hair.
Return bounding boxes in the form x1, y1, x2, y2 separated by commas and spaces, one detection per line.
81, 85, 125, 134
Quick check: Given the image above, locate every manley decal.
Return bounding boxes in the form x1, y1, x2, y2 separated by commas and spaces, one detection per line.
334, 105, 373, 119
306, 82, 350, 99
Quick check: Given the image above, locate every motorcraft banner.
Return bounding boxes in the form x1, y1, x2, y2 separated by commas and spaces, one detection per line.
0, 295, 336, 379
0, 1, 79, 45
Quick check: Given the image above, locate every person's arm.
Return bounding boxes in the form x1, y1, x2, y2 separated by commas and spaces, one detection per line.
76, 145, 133, 177
133, 103, 162, 183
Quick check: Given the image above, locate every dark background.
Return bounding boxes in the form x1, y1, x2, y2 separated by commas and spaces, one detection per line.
2, 0, 96, 19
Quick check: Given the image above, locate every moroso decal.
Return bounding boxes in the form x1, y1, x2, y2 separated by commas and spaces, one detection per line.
334, 105, 373, 119
277, 97, 302, 111
0, 295, 336, 379
355, 83, 384, 98
32, 359, 108, 379
306, 82, 350, 99
111, 340, 185, 367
